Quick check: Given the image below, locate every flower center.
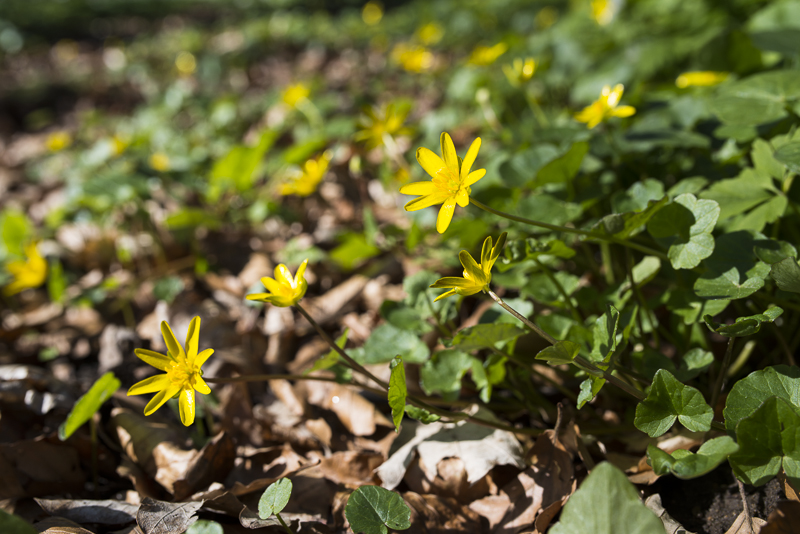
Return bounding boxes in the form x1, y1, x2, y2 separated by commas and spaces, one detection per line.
433, 167, 462, 194
167, 359, 199, 387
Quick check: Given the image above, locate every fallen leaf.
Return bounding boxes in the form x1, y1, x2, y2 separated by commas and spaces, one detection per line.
725, 510, 767, 534
644, 494, 696, 534
302, 382, 391, 436
0, 439, 84, 499
34, 516, 95, 533
316, 451, 383, 486
35, 499, 138, 526
136, 498, 203, 534
172, 432, 236, 500
403, 491, 483, 534
761, 500, 800, 534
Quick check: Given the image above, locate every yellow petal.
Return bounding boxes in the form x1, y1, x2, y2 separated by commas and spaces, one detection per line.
436, 196, 457, 233
160, 321, 185, 360
274, 264, 293, 286
185, 316, 201, 359
455, 188, 469, 207
294, 259, 309, 287
178, 387, 195, 426
430, 277, 478, 289
261, 276, 284, 294
404, 192, 450, 212
134, 348, 173, 370
461, 137, 481, 180
399, 181, 439, 196
194, 348, 214, 367
440, 132, 458, 173
193, 375, 211, 395
246, 292, 271, 301
128, 374, 170, 395
144, 383, 181, 416
612, 105, 636, 118
481, 235, 492, 267
464, 169, 486, 187
433, 289, 457, 302
416, 147, 446, 178
459, 250, 482, 278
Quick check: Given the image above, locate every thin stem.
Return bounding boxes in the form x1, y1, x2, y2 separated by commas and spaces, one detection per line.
710, 337, 736, 412
736, 478, 753, 531
294, 303, 389, 390
275, 513, 293, 534
532, 257, 582, 321
486, 289, 558, 345
600, 242, 615, 284
470, 198, 669, 260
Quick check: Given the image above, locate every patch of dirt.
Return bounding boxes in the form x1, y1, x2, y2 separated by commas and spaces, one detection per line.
652, 465, 783, 534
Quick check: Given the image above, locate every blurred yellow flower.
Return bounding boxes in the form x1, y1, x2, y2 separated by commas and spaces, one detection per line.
430, 232, 507, 301
46, 131, 72, 152
675, 71, 729, 88
416, 22, 444, 45
575, 84, 636, 129
503, 57, 536, 87
392, 43, 434, 73
175, 51, 197, 75
468, 42, 508, 66
111, 134, 129, 156
591, 0, 615, 25
280, 152, 331, 196
247, 259, 309, 307
149, 152, 171, 171
400, 132, 486, 234
362, 1, 383, 25
4, 242, 47, 295
282, 83, 310, 108
354, 103, 412, 150
128, 317, 212, 426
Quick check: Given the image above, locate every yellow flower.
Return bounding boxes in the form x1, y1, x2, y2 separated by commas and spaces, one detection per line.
468, 42, 508, 66
4, 242, 47, 295
111, 134, 129, 156
128, 317, 213, 426
400, 132, 486, 234
591, 0, 615, 25
362, 1, 383, 25
246, 259, 309, 307
416, 22, 444, 45
175, 51, 197, 75
575, 84, 636, 129
46, 131, 72, 152
430, 232, 507, 301
282, 83, 310, 108
675, 71, 729, 88
503, 57, 536, 87
392, 43, 434, 73
280, 152, 331, 197
354, 103, 412, 150
149, 152, 171, 171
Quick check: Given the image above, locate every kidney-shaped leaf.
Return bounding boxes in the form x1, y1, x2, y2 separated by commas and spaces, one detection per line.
59, 372, 121, 441
774, 142, 800, 174
724, 365, 800, 432
634, 369, 713, 437
648, 436, 739, 479
647, 194, 718, 270
258, 478, 292, 519
549, 462, 663, 534
771, 257, 800, 293
345, 486, 411, 534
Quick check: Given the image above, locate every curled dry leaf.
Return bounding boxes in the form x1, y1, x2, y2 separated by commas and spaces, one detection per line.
761, 500, 800, 534
33, 516, 95, 534
315, 450, 383, 486
136, 498, 203, 534
644, 494, 696, 534
35, 498, 139, 526
724, 510, 767, 534
0, 439, 84, 499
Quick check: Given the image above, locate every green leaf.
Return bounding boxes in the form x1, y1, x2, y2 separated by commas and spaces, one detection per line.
577, 376, 606, 409
420, 350, 472, 399
404, 405, 441, 424
525, 238, 576, 260
330, 233, 380, 271
186, 520, 224, 534
752, 138, 786, 182
0, 509, 37, 534
0, 209, 32, 260
535, 340, 581, 365
306, 329, 348, 375
451, 323, 526, 352
648, 436, 739, 479
754, 238, 797, 265
533, 141, 588, 187
775, 142, 800, 174
693, 230, 770, 299
724, 365, 800, 432
700, 168, 773, 222
667, 291, 730, 325
771, 257, 800, 293
548, 462, 663, 534
590, 305, 620, 363
59, 372, 121, 441
207, 130, 278, 202
165, 208, 222, 230
703, 306, 783, 337
47, 258, 67, 303
594, 196, 669, 240
634, 369, 713, 437
388, 356, 407, 433
153, 276, 184, 304
258, 478, 293, 518
729, 397, 800, 487
363, 324, 429, 364
345, 486, 411, 534
710, 70, 800, 126
646, 193, 719, 270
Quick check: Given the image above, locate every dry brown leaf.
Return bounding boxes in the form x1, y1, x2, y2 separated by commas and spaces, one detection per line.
305, 418, 332, 448
403, 491, 484, 534
405, 456, 491, 503
644, 494, 696, 534
778, 472, 800, 503
35, 499, 138, 526
725, 510, 767, 534
0, 439, 84, 499
469, 495, 510, 530
171, 431, 236, 500
315, 451, 383, 486
224, 444, 307, 496
34, 516, 96, 534
298, 275, 368, 331
761, 500, 800, 534
533, 498, 566, 534
136, 498, 202, 534
302, 381, 391, 436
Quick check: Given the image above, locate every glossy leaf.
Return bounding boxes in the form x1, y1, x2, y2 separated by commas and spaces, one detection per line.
59, 372, 121, 441
647, 193, 718, 270
771, 257, 800, 293
634, 369, 713, 437
345, 486, 411, 534
648, 436, 739, 479
404, 405, 441, 424
536, 340, 581, 365
388, 356, 407, 432
724, 365, 800, 432
258, 478, 292, 518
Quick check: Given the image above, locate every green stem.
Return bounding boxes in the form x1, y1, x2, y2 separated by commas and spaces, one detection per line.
532, 257, 582, 321
275, 513, 293, 534
486, 289, 558, 345
710, 337, 736, 413
470, 198, 669, 260
600, 241, 615, 284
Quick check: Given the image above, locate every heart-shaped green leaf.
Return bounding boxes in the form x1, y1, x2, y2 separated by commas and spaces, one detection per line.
648, 436, 739, 479
258, 478, 292, 518
634, 369, 713, 437
724, 365, 800, 432
647, 193, 719, 270
536, 340, 581, 365
771, 257, 800, 293
345, 486, 411, 534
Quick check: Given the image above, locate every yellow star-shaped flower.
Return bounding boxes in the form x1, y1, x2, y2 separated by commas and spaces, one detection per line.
430, 232, 507, 301
575, 84, 636, 129
4, 242, 47, 295
128, 317, 213, 426
280, 153, 331, 197
246, 259, 309, 307
400, 132, 486, 234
